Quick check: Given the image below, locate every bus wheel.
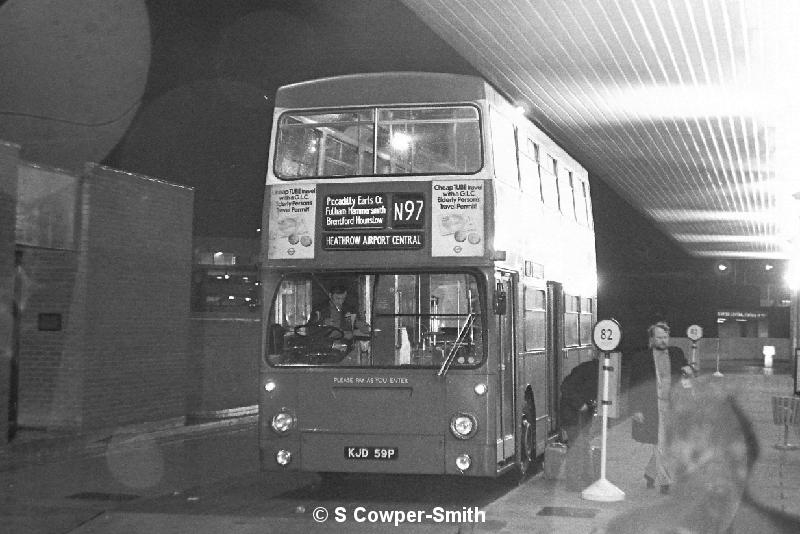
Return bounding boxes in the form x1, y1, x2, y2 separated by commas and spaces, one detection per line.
519, 402, 536, 478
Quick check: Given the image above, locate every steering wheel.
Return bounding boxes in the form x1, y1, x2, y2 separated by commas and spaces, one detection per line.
284, 324, 350, 364
321, 325, 345, 340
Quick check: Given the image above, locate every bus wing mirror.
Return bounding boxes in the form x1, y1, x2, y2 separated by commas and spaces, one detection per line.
493, 283, 507, 315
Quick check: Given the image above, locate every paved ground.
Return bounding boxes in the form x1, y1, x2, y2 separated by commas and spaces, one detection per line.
1, 365, 799, 533
483, 369, 800, 533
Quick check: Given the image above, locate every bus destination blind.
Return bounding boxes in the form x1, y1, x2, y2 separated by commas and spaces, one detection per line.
323, 192, 425, 251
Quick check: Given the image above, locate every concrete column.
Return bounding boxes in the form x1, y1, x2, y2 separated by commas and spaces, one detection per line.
792, 287, 799, 394
0, 142, 20, 446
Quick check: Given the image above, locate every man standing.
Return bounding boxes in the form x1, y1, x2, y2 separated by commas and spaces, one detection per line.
629, 321, 692, 494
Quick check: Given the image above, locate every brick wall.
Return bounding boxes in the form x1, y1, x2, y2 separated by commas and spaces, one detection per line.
14, 163, 194, 431
80, 164, 194, 428
16, 246, 85, 428
14, 162, 86, 428
187, 317, 261, 416
0, 142, 20, 444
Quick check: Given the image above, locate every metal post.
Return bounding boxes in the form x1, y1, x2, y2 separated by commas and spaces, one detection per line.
795, 348, 800, 397
793, 287, 800, 396
713, 337, 724, 378
582, 351, 625, 502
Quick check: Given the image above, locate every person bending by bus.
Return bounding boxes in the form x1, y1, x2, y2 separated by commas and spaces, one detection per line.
559, 355, 599, 491
629, 321, 693, 494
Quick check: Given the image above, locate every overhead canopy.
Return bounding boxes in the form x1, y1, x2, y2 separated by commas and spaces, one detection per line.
401, 0, 800, 260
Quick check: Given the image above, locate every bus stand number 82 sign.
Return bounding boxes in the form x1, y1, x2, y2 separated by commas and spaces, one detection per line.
593, 319, 621, 353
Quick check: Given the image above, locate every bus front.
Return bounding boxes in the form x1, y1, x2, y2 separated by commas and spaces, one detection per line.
259, 74, 502, 477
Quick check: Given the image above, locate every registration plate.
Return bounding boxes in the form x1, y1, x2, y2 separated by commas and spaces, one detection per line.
344, 446, 398, 460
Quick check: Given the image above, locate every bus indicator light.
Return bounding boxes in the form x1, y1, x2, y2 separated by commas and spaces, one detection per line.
474, 383, 487, 396
455, 454, 472, 472
276, 449, 292, 466
264, 380, 277, 393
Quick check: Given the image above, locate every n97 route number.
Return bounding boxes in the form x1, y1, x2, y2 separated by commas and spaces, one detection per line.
392, 193, 424, 229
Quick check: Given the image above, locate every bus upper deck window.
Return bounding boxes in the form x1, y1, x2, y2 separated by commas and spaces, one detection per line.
375, 107, 481, 176
274, 106, 481, 179
275, 110, 374, 178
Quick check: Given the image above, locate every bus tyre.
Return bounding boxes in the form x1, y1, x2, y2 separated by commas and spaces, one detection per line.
519, 401, 535, 478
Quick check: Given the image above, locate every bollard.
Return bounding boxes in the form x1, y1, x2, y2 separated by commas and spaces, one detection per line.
763, 345, 775, 369
771, 396, 800, 450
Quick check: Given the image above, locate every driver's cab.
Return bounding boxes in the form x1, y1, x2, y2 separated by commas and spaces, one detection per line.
266, 271, 483, 368
269, 276, 371, 365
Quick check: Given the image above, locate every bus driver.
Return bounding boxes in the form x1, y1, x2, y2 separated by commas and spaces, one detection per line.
314, 285, 370, 341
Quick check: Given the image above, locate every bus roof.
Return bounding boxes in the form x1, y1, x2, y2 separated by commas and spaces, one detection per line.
275, 72, 488, 109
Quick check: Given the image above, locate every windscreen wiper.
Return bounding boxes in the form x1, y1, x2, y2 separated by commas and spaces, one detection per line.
437, 312, 476, 377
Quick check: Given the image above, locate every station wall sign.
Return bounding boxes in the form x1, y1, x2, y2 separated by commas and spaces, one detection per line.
716, 310, 767, 320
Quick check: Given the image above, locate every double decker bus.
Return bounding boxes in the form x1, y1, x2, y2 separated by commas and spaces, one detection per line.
260, 72, 597, 477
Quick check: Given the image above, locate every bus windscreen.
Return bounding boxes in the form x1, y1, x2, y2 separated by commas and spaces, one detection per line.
266, 271, 483, 368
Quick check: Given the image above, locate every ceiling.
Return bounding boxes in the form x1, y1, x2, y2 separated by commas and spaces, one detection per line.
401, 0, 800, 260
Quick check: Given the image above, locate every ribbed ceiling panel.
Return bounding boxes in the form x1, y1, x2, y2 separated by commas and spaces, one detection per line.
402, 0, 800, 259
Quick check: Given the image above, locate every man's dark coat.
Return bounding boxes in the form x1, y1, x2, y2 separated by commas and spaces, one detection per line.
629, 346, 688, 444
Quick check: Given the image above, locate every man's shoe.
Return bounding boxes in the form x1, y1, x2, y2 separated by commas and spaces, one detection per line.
645, 475, 655, 489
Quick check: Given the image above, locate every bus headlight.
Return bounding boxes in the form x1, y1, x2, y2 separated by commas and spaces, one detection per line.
455, 454, 472, 472
271, 411, 296, 434
276, 449, 292, 466
450, 413, 477, 439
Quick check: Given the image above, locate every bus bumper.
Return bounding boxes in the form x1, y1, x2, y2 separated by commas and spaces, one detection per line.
261, 432, 496, 476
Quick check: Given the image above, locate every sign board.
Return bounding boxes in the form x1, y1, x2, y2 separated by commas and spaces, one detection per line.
321, 193, 425, 251
431, 180, 485, 257
267, 184, 317, 259
686, 324, 703, 342
323, 193, 388, 230
717, 310, 767, 320
323, 232, 424, 250
592, 319, 621, 352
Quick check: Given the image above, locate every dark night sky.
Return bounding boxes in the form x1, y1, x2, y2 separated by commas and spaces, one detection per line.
106, 0, 478, 237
